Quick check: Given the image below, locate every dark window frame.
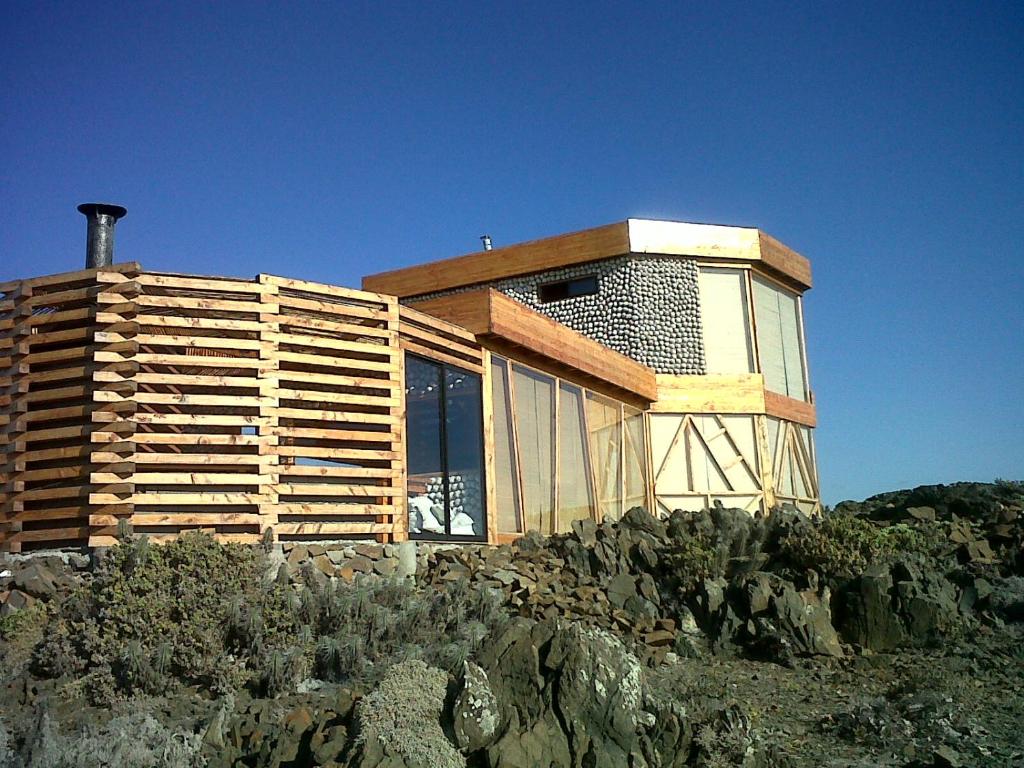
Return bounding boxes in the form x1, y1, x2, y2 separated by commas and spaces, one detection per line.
537, 274, 599, 303
405, 352, 488, 543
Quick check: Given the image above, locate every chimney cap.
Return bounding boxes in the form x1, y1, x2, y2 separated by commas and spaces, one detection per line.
77, 203, 127, 219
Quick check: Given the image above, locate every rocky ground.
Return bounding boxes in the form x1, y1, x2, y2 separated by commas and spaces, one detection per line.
0, 480, 1022, 767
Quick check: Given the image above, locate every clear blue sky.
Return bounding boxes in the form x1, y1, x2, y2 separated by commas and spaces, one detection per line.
2, 2, 1021, 504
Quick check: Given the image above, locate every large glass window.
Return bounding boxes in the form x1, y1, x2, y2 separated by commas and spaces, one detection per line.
557, 382, 594, 532
623, 405, 650, 512
698, 267, 755, 374
512, 364, 556, 534
405, 354, 486, 540
490, 357, 522, 532
586, 393, 623, 521
752, 275, 807, 400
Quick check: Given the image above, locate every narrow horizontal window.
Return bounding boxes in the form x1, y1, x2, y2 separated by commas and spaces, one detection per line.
537, 274, 599, 303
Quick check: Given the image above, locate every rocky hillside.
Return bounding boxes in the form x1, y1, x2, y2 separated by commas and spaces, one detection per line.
0, 481, 1022, 767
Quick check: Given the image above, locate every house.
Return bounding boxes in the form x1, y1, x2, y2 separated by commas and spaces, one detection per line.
0, 210, 818, 551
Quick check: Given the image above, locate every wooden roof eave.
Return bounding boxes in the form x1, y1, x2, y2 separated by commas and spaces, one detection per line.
406, 289, 659, 403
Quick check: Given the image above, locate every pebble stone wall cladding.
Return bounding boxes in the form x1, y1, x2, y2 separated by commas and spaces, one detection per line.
408, 256, 707, 375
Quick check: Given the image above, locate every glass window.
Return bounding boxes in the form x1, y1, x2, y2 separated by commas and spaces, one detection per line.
698, 267, 754, 374
753, 276, 807, 400
556, 382, 594, 531
537, 275, 599, 303
490, 356, 522, 533
512, 364, 556, 534
586, 393, 622, 521
623, 405, 649, 513
404, 354, 486, 540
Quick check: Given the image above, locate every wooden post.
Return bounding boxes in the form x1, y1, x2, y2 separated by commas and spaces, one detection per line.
384, 296, 404, 544
755, 414, 776, 512
481, 350, 498, 544
0, 283, 32, 552
257, 276, 281, 544
89, 269, 141, 545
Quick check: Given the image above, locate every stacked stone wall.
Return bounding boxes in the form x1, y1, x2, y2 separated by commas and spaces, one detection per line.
406, 256, 706, 375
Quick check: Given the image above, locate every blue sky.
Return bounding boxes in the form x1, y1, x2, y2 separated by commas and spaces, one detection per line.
2, 2, 1021, 504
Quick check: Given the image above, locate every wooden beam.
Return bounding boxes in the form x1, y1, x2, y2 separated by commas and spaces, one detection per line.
764, 390, 817, 427
650, 374, 767, 414
407, 289, 658, 402
363, 222, 631, 297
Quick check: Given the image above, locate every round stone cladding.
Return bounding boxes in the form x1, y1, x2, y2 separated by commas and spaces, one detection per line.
406, 255, 706, 375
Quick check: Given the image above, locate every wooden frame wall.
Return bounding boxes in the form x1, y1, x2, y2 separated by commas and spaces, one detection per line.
2, 266, 488, 551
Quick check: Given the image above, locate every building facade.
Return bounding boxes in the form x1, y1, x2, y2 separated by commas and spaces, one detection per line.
0, 218, 818, 551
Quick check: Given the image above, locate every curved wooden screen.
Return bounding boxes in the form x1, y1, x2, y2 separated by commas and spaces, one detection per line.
0, 266, 474, 551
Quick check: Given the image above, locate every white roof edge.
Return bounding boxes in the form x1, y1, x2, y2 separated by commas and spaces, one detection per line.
627, 218, 761, 259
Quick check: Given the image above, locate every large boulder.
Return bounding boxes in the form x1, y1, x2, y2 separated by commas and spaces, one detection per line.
478, 619, 653, 768
836, 559, 960, 651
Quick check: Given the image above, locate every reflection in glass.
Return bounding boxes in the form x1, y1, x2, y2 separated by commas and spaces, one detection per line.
405, 356, 446, 536
444, 367, 485, 536
404, 354, 486, 540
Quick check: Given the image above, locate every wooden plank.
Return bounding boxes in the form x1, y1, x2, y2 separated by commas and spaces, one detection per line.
276, 445, 398, 461
275, 484, 400, 497
0, 262, 138, 294
114, 352, 263, 369
276, 350, 398, 373
275, 294, 390, 323
261, 274, 394, 306
127, 333, 263, 351
397, 321, 483, 358
398, 305, 481, 344
135, 313, 262, 333
94, 391, 268, 408
757, 231, 812, 290
91, 512, 262, 526
135, 294, 264, 313
272, 503, 394, 516
272, 406, 394, 424
651, 373, 767, 414
276, 313, 394, 340
129, 432, 263, 446
399, 339, 485, 374
270, 426, 398, 442
763, 390, 817, 427
96, 472, 264, 485
267, 331, 394, 357
278, 465, 396, 479
135, 273, 263, 294
130, 413, 264, 427
95, 371, 259, 387
272, 522, 394, 535
275, 369, 398, 391
363, 221, 631, 297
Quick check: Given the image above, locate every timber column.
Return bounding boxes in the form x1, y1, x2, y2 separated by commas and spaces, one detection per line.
0, 283, 33, 552
89, 267, 141, 546
257, 276, 281, 543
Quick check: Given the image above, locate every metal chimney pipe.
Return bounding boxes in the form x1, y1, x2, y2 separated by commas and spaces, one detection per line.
77, 203, 127, 268
480, 234, 493, 251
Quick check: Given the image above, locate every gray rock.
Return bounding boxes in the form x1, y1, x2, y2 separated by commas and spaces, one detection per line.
453, 661, 499, 752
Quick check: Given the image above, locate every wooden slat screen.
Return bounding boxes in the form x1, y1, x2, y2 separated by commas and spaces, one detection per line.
2, 266, 474, 550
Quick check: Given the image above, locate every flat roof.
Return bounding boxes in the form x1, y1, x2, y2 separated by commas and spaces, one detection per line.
362, 218, 812, 297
